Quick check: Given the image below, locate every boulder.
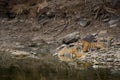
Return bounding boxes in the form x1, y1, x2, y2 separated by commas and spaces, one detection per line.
62, 32, 80, 44
83, 34, 97, 43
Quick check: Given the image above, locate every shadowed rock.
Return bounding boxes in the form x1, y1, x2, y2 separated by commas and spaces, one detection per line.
62, 32, 80, 44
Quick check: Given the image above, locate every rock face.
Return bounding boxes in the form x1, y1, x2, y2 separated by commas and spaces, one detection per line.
62, 32, 80, 44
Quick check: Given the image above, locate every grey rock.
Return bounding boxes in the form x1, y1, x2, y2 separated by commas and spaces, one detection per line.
83, 34, 97, 43
107, 58, 114, 62
102, 18, 110, 22
108, 18, 120, 27
10, 50, 30, 56
116, 52, 120, 59
110, 24, 118, 27
108, 19, 119, 25
62, 32, 80, 44
79, 19, 90, 27
114, 59, 120, 62
113, 41, 120, 46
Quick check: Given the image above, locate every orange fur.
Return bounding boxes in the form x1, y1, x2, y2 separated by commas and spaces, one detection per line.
57, 47, 84, 61
82, 40, 106, 52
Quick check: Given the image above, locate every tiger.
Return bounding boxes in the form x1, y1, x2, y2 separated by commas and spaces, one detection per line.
54, 44, 85, 62
76, 34, 106, 53
54, 34, 106, 61
81, 40, 106, 53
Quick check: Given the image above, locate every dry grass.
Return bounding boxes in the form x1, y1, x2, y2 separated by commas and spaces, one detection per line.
8, 0, 48, 17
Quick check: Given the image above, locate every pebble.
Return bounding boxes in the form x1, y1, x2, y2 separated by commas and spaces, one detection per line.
107, 58, 114, 62
79, 19, 90, 27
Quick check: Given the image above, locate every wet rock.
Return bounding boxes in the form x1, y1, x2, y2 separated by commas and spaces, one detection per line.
62, 32, 80, 44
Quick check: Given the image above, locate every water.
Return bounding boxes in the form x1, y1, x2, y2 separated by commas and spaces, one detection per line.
0, 65, 120, 80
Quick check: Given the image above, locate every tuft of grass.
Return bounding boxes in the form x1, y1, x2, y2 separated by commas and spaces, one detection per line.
8, 0, 48, 17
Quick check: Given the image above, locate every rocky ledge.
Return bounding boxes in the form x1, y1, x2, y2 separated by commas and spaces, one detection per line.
53, 32, 120, 72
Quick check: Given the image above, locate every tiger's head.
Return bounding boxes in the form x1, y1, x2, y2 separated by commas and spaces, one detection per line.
95, 40, 106, 50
